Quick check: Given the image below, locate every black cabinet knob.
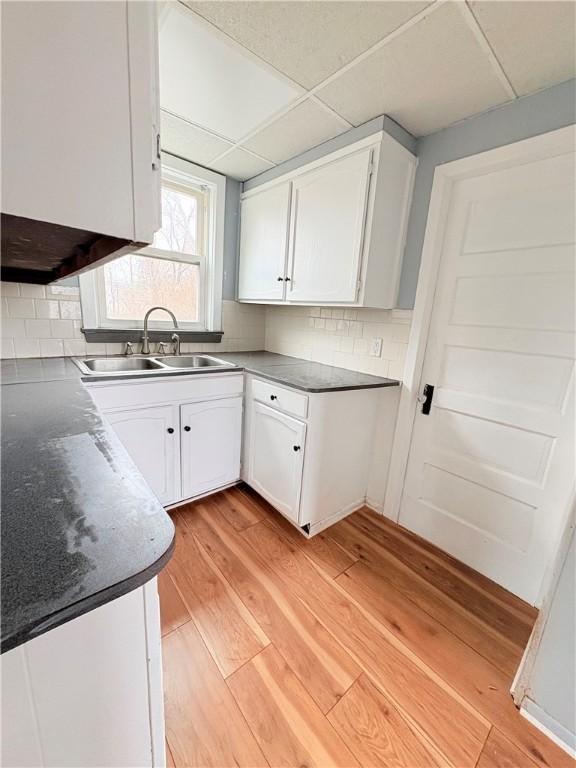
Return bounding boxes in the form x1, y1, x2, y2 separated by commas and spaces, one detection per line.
284, 277, 291, 282
184, 425, 191, 432
293, 445, 301, 451
270, 394, 277, 401
277, 276, 284, 282
167, 427, 174, 434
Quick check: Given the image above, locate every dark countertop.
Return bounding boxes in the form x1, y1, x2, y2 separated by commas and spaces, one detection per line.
1, 361, 175, 654
216, 351, 400, 393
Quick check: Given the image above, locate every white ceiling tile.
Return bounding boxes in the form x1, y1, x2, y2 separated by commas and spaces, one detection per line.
159, 3, 302, 142
242, 100, 348, 164
184, 1, 432, 89
469, 1, 576, 97
316, 3, 512, 136
210, 148, 275, 181
160, 111, 233, 164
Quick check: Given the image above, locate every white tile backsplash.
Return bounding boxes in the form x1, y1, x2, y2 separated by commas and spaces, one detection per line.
264, 305, 412, 380
0, 281, 411, 379
0, 282, 266, 360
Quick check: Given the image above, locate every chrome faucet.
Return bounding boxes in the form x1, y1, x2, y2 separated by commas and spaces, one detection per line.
171, 333, 181, 356
141, 306, 178, 355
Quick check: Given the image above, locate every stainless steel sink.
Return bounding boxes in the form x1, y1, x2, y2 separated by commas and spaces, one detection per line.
80, 358, 164, 373
74, 354, 236, 376
155, 355, 230, 369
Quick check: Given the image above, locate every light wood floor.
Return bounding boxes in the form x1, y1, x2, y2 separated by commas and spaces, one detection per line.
160, 485, 570, 768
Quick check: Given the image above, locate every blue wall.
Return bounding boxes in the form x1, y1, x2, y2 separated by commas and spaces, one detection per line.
398, 78, 576, 308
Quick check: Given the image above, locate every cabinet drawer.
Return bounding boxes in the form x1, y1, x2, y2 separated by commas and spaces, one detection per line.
252, 378, 308, 419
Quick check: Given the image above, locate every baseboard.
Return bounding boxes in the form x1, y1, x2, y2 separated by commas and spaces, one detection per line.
364, 496, 384, 514
521, 701, 576, 757
307, 499, 366, 537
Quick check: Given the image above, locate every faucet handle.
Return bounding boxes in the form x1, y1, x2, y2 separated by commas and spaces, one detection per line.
125, 342, 134, 356
157, 341, 169, 355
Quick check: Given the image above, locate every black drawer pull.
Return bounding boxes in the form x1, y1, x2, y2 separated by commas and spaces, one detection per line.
270, 395, 277, 401
293, 445, 301, 452
184, 425, 191, 432
167, 427, 174, 434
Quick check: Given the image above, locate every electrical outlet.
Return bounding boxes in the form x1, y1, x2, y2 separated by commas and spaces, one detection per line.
370, 337, 383, 357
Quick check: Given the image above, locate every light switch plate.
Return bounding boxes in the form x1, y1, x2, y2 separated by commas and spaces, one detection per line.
370, 337, 383, 357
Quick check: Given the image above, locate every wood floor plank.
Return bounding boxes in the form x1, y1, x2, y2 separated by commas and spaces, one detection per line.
329, 516, 524, 677
167, 530, 269, 677
349, 511, 534, 646
265, 512, 358, 578
476, 729, 541, 768
337, 562, 571, 768
227, 644, 359, 768
178, 499, 361, 714
327, 674, 443, 768
157, 569, 190, 637
243, 521, 490, 768
165, 740, 176, 768
163, 620, 268, 768
211, 485, 268, 531
356, 508, 538, 625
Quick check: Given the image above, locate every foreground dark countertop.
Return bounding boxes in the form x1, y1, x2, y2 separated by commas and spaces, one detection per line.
1, 360, 175, 654
217, 351, 400, 393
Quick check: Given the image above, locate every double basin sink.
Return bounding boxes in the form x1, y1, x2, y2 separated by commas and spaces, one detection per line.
75, 354, 236, 377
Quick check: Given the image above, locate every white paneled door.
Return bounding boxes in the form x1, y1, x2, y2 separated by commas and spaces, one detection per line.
400, 143, 575, 604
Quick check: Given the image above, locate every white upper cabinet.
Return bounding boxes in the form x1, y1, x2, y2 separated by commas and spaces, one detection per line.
238, 132, 416, 308
287, 149, 372, 303
238, 182, 291, 301
1, 0, 160, 245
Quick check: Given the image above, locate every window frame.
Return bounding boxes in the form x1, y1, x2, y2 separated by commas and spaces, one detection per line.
79, 154, 225, 333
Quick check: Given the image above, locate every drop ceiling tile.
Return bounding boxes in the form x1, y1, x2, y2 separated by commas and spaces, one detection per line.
242, 100, 348, 164
159, 3, 302, 142
317, 2, 511, 136
210, 148, 275, 181
185, 1, 432, 89
469, 1, 576, 97
160, 112, 233, 164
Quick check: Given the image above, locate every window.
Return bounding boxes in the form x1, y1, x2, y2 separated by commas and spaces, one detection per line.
79, 156, 225, 333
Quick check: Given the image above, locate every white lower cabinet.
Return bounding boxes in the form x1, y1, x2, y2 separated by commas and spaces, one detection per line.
87, 374, 243, 507
249, 402, 306, 523
1, 581, 164, 768
244, 374, 389, 535
181, 398, 242, 500
105, 404, 179, 506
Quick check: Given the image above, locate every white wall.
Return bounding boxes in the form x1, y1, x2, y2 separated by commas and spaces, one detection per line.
265, 305, 412, 380
0, 282, 265, 359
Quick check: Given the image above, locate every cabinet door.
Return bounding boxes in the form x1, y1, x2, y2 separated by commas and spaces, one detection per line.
1, 1, 159, 242
287, 148, 373, 303
180, 397, 242, 500
105, 405, 179, 506
248, 402, 306, 523
238, 182, 291, 301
